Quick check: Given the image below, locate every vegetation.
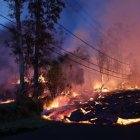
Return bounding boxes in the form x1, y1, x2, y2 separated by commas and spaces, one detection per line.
4, 0, 65, 104
0, 116, 63, 137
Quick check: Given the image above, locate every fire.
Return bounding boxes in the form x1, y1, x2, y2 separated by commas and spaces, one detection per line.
12, 77, 29, 84
117, 117, 140, 125
12, 79, 20, 84
65, 118, 92, 124
39, 75, 46, 83
80, 108, 91, 114
42, 115, 51, 120
89, 98, 94, 101
41, 87, 140, 125
0, 99, 15, 104
44, 96, 68, 110
102, 88, 108, 93
72, 92, 78, 97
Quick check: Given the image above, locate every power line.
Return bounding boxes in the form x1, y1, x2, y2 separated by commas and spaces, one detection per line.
0, 28, 11, 36
0, 23, 129, 80
53, 45, 129, 76
0, 12, 135, 66
64, 0, 137, 65
0, 27, 124, 82
0, 23, 22, 36
0, 21, 129, 77
51, 54, 124, 82
0, 13, 35, 34
73, 0, 117, 42
0, 23, 129, 79
73, 0, 137, 54
57, 22, 134, 66
48, 47, 129, 80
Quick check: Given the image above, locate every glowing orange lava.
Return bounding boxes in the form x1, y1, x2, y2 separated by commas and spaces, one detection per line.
0, 99, 15, 104
117, 117, 140, 125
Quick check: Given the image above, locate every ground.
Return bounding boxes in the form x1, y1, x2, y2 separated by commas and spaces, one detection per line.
1, 123, 140, 140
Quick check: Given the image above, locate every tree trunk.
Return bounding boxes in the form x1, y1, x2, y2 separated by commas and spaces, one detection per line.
15, 0, 24, 95
33, 0, 41, 96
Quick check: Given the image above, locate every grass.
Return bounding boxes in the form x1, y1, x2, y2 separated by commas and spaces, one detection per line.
0, 116, 63, 137
0, 101, 63, 137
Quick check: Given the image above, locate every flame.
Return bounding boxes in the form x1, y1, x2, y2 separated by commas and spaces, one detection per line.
80, 108, 91, 114
72, 92, 78, 97
89, 98, 94, 101
42, 115, 51, 120
12, 77, 29, 84
0, 99, 15, 104
41, 87, 140, 125
117, 117, 140, 125
39, 75, 46, 83
44, 96, 68, 110
102, 88, 108, 93
65, 118, 92, 124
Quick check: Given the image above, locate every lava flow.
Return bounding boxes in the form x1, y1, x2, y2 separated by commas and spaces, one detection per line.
41, 87, 140, 125
0, 99, 15, 104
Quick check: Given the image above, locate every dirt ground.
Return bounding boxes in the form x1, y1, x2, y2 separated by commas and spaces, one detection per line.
1, 123, 140, 140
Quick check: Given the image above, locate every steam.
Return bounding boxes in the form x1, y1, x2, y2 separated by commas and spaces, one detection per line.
62, 0, 140, 89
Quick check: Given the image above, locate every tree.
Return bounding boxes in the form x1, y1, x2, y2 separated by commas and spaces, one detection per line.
97, 23, 130, 83
26, 0, 65, 96
4, 0, 26, 100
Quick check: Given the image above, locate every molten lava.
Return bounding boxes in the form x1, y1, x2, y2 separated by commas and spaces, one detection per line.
0, 99, 15, 104
42, 88, 140, 125
117, 117, 140, 125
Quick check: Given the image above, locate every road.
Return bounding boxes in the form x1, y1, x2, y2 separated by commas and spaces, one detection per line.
1, 123, 140, 140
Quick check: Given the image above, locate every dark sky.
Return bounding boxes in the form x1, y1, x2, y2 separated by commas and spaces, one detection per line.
0, 0, 108, 30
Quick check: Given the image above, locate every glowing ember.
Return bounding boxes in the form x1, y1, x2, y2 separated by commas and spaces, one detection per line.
72, 92, 78, 97
65, 118, 92, 124
0, 99, 15, 104
80, 108, 91, 114
90, 118, 98, 121
102, 88, 108, 93
89, 98, 94, 101
39, 75, 46, 83
12, 77, 29, 84
117, 117, 140, 125
41, 89, 140, 125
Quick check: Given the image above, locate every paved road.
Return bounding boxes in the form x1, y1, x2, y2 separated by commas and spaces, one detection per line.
1, 124, 140, 140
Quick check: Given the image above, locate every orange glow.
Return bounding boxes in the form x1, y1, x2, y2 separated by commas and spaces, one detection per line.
102, 88, 108, 93
42, 115, 51, 120
72, 92, 78, 97
12, 77, 29, 84
65, 118, 92, 124
89, 98, 94, 101
0, 99, 15, 104
117, 117, 140, 125
80, 108, 91, 114
44, 96, 68, 110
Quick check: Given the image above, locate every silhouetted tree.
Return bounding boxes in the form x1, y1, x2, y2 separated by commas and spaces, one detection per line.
26, 0, 65, 96
4, 0, 27, 101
